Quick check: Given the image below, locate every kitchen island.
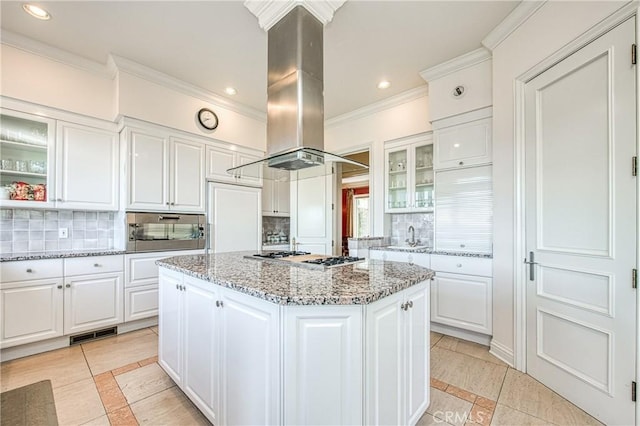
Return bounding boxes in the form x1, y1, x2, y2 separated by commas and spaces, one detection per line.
157, 252, 434, 426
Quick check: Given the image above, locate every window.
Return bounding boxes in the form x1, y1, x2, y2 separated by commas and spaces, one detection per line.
352, 195, 370, 238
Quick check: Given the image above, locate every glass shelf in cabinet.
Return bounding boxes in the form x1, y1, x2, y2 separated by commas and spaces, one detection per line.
415, 183, 433, 188
389, 186, 406, 190
0, 170, 47, 178
0, 139, 47, 152
388, 169, 408, 175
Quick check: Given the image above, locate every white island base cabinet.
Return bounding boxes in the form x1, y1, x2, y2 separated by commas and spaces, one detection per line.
159, 268, 430, 426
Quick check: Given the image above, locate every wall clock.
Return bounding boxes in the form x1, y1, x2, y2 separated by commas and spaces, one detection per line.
197, 108, 219, 130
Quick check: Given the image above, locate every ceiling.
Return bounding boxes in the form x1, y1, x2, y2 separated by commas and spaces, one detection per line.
0, 1, 518, 119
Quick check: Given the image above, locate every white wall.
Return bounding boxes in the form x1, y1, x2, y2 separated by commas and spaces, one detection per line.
117, 72, 266, 152
0, 44, 116, 120
491, 1, 627, 366
325, 91, 431, 238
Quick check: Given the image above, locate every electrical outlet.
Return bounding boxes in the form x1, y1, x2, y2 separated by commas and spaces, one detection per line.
58, 228, 68, 239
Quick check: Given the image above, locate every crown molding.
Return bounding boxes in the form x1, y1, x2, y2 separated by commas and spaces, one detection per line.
109, 55, 266, 122
481, 1, 547, 51
1, 29, 117, 78
325, 86, 428, 128
419, 47, 491, 83
244, 0, 346, 30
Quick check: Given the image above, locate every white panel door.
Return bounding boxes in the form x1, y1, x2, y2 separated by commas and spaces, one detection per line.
183, 276, 220, 424
221, 288, 280, 426
365, 291, 404, 426
170, 137, 205, 212
290, 171, 335, 255
433, 118, 492, 170
431, 273, 492, 334
404, 282, 429, 425
524, 18, 636, 425
56, 122, 119, 210
124, 285, 158, 322
158, 270, 183, 385
284, 305, 363, 425
208, 182, 261, 253
206, 145, 236, 184
63, 273, 123, 335
128, 128, 169, 210
0, 279, 63, 348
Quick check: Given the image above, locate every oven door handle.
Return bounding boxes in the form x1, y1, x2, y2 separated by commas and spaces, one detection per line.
158, 215, 181, 221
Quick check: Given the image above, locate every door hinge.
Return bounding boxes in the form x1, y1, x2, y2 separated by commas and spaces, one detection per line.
331, 203, 335, 210
633, 269, 637, 289
632, 381, 637, 401
633, 44, 637, 65
633, 156, 637, 177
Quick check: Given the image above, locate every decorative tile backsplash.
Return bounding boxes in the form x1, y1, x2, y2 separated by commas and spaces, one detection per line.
389, 212, 434, 247
262, 216, 290, 243
0, 208, 117, 253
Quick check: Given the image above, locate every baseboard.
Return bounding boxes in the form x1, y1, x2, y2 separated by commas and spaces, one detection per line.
431, 322, 491, 346
0, 317, 158, 362
489, 339, 515, 367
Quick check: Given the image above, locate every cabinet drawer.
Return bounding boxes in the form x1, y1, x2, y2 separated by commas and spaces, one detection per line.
1, 259, 63, 283
430, 255, 491, 277
64, 255, 124, 276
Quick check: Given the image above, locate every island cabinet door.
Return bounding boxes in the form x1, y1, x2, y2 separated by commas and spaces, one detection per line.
365, 291, 405, 426
182, 276, 221, 425
158, 270, 184, 385
219, 288, 281, 426
283, 305, 363, 426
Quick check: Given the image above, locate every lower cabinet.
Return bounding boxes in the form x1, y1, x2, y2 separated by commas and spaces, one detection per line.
365, 282, 429, 425
158, 269, 280, 426
369, 249, 430, 268
283, 305, 363, 425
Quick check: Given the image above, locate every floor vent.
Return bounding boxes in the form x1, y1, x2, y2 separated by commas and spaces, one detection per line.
70, 326, 117, 345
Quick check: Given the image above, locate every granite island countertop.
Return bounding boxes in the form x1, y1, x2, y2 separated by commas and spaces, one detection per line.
157, 251, 434, 306
0, 249, 127, 262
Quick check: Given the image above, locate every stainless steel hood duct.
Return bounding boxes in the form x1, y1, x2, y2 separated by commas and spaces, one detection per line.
228, 5, 367, 182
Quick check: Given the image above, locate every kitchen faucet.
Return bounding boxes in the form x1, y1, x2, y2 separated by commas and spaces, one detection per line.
406, 225, 420, 247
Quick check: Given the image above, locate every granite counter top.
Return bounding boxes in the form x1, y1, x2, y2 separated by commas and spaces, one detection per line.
157, 252, 433, 306
369, 246, 493, 259
0, 249, 127, 262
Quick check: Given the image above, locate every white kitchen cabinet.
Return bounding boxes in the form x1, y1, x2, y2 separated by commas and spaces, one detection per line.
158, 270, 279, 425
433, 112, 492, 171
56, 121, 119, 210
385, 133, 434, 213
0, 278, 64, 348
430, 255, 492, 335
125, 126, 205, 212
284, 305, 363, 425
365, 281, 429, 425
63, 256, 124, 335
208, 182, 261, 252
262, 178, 290, 216
369, 250, 430, 268
0, 108, 56, 208
206, 144, 263, 187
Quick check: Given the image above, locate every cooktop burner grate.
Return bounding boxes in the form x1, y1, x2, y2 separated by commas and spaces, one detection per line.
253, 251, 311, 259
302, 256, 364, 267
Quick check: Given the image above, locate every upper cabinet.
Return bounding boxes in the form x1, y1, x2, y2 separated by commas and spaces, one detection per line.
433, 112, 492, 171
384, 133, 434, 213
206, 145, 262, 187
0, 106, 119, 210
56, 121, 119, 210
0, 109, 55, 207
124, 125, 205, 213
262, 179, 290, 216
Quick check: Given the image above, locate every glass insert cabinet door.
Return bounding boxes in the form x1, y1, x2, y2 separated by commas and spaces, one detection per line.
0, 110, 55, 205
386, 148, 408, 210
414, 144, 434, 209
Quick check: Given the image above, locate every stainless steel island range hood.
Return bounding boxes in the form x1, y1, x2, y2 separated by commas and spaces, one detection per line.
227, 5, 367, 182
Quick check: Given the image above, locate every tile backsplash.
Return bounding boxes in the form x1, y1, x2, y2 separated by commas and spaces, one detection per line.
389, 212, 434, 247
0, 208, 117, 253
262, 216, 290, 243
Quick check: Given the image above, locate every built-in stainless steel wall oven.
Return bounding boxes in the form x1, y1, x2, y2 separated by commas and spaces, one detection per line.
126, 212, 206, 253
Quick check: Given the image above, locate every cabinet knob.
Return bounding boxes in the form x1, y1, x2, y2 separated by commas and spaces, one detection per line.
456, 263, 462, 268
166, 202, 170, 205
176, 284, 180, 290
65, 284, 71, 288
57, 285, 63, 289
408, 301, 413, 309
171, 202, 175, 206
460, 244, 466, 248
26, 268, 33, 273
94, 263, 101, 267
458, 161, 464, 166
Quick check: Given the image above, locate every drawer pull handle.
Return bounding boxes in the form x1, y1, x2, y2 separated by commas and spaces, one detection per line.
460, 244, 466, 248
94, 263, 101, 267
26, 268, 33, 273
459, 161, 464, 166
456, 263, 462, 268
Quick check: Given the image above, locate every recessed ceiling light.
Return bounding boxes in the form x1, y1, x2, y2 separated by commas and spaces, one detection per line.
22, 3, 51, 20
225, 87, 237, 96
377, 80, 391, 90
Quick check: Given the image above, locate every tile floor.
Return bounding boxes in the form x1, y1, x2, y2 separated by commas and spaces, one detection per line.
0, 327, 602, 425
